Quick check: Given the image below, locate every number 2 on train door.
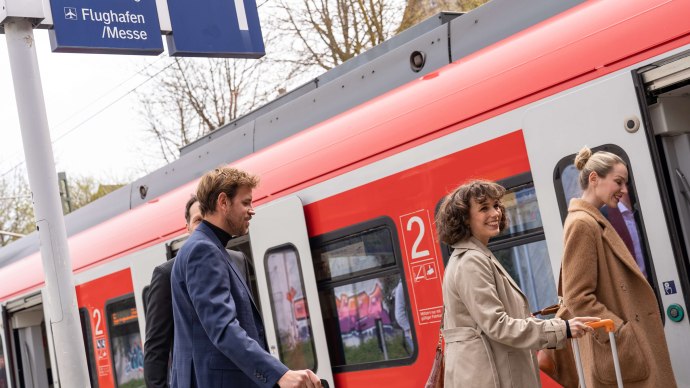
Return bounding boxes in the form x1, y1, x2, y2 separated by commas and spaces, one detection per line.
399, 209, 443, 325
400, 210, 435, 263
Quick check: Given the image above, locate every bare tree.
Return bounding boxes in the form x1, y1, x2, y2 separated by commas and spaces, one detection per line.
271, 0, 405, 73
137, 0, 490, 164
0, 171, 34, 247
138, 56, 274, 163
398, 0, 489, 33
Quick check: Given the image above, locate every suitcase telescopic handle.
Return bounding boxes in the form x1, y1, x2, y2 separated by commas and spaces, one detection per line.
574, 319, 623, 388
585, 318, 615, 332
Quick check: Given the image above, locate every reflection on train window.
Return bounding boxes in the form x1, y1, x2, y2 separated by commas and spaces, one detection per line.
79, 308, 99, 388
265, 245, 316, 371
105, 295, 144, 388
312, 228, 396, 282
553, 145, 650, 279
496, 184, 544, 238
0, 332, 8, 388
493, 240, 557, 311
311, 220, 415, 372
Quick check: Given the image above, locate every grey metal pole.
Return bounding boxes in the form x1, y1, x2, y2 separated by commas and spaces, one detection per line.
4, 19, 91, 387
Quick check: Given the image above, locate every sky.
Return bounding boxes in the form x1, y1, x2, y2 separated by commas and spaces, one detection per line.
0, 28, 182, 184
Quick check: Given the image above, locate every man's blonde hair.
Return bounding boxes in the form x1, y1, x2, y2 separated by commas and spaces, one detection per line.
196, 167, 259, 216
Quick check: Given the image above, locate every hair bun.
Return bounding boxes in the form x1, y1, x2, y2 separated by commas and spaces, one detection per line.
574, 146, 592, 170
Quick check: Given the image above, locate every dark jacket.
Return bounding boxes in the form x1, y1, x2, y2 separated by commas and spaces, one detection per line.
144, 258, 176, 388
144, 244, 253, 387
170, 222, 288, 387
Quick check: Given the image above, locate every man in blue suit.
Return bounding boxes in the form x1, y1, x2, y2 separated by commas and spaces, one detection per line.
171, 167, 322, 388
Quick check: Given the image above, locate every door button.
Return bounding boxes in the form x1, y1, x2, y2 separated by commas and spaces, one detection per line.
667, 303, 685, 322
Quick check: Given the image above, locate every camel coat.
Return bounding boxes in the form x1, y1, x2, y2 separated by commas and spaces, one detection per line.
562, 199, 676, 387
442, 237, 567, 387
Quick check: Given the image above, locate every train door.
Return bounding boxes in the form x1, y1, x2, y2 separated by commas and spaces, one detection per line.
249, 196, 334, 386
637, 51, 690, 311
75, 267, 144, 388
3, 293, 52, 388
523, 69, 690, 385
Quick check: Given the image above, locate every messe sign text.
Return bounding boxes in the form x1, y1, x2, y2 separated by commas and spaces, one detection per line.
49, 0, 163, 54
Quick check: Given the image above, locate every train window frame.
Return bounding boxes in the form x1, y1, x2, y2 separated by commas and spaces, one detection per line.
310, 216, 417, 373
553, 146, 651, 269
78, 307, 100, 388
104, 293, 144, 388
552, 144, 661, 309
263, 243, 317, 372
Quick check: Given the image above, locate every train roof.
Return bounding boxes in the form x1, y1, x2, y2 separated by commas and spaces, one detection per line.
3, 0, 690, 300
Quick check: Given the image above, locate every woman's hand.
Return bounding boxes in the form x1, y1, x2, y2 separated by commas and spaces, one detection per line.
568, 317, 601, 338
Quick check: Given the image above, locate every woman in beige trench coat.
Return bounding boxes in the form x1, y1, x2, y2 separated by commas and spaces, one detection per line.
562, 147, 677, 387
436, 180, 598, 388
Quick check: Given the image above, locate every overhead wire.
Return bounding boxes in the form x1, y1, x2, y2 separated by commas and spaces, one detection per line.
0, 55, 175, 179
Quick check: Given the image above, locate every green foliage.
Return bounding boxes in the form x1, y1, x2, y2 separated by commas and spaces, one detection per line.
117, 378, 146, 388
0, 172, 126, 247
344, 333, 409, 364
279, 339, 315, 371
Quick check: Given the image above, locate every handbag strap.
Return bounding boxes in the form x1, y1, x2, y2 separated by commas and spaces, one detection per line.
436, 307, 445, 348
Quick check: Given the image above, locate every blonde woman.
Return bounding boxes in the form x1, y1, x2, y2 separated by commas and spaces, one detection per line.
562, 147, 676, 387
437, 180, 598, 387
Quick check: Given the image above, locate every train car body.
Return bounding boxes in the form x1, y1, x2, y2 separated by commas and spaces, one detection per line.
1, 0, 690, 387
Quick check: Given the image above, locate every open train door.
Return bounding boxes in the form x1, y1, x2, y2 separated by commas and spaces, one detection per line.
249, 195, 334, 387
523, 69, 690, 385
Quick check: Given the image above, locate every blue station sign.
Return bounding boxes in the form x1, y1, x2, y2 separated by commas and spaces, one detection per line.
49, 0, 163, 54
166, 0, 264, 58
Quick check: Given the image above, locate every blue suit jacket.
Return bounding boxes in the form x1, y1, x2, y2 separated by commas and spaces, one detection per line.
170, 222, 288, 387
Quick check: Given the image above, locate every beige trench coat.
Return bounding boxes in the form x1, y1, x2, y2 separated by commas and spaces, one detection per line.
562, 199, 676, 387
442, 237, 567, 387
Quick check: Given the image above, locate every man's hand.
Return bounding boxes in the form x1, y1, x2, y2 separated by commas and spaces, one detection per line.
277, 369, 322, 388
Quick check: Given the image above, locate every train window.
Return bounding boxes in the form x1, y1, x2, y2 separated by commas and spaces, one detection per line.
312, 228, 397, 283
311, 218, 415, 372
265, 245, 316, 371
495, 183, 543, 239
435, 174, 558, 312
0, 331, 7, 388
493, 240, 557, 310
491, 179, 557, 312
78, 308, 99, 388
105, 295, 144, 388
553, 145, 651, 281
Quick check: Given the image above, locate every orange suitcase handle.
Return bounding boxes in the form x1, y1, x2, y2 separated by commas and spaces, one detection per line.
586, 319, 615, 333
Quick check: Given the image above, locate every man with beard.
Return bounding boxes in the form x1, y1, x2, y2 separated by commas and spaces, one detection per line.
170, 167, 322, 388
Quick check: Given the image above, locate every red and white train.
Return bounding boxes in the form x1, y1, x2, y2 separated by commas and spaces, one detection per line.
1, 0, 690, 386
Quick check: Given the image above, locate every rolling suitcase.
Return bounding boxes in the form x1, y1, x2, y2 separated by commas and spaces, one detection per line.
571, 319, 624, 388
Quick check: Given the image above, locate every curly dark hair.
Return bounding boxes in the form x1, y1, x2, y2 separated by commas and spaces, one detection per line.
435, 180, 508, 245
